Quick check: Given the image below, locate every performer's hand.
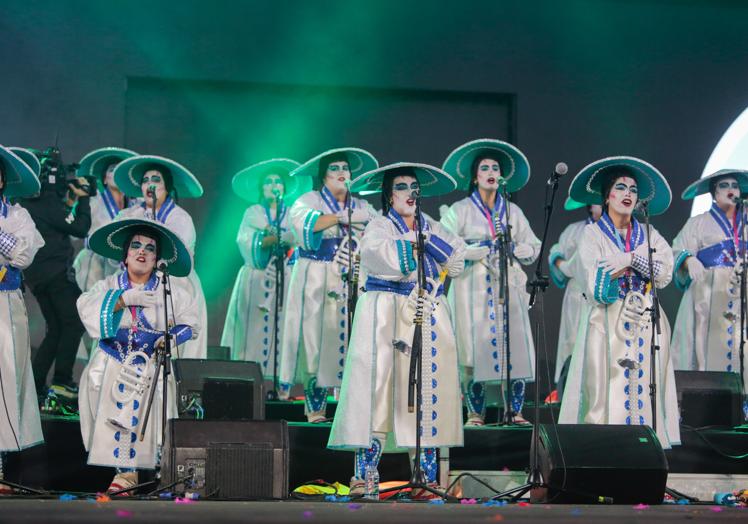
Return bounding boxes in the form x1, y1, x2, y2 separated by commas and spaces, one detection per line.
121, 289, 158, 309
438, 204, 450, 219
513, 243, 534, 260
685, 256, 705, 281
465, 245, 490, 261
600, 251, 632, 276
280, 229, 296, 246
337, 208, 369, 225
401, 229, 431, 245
261, 234, 278, 248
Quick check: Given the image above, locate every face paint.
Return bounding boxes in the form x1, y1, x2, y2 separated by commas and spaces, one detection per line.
104, 163, 120, 191
391, 175, 419, 217
606, 176, 638, 217
324, 161, 351, 194
476, 159, 501, 191
125, 234, 158, 277
141, 169, 168, 207
714, 177, 739, 209
589, 204, 603, 222
262, 173, 285, 201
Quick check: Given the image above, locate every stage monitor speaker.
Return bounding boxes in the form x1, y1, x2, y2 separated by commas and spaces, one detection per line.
675, 370, 743, 428
534, 424, 668, 504
207, 345, 230, 360
161, 419, 289, 499
176, 359, 265, 420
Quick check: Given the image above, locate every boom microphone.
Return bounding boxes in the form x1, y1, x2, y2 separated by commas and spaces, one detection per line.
547, 162, 568, 185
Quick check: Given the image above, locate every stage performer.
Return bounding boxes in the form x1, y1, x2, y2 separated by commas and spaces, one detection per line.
559, 157, 681, 449
221, 158, 311, 383
548, 199, 602, 385
329, 162, 466, 496
73, 148, 139, 292
0, 146, 45, 488
279, 148, 379, 423
440, 139, 540, 426
671, 169, 748, 397
77, 217, 198, 494
114, 155, 207, 359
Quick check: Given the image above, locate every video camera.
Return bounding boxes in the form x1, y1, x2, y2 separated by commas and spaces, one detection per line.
38, 146, 97, 197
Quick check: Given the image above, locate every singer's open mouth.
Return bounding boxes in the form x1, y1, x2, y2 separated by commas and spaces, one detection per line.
406, 198, 415, 206
136, 256, 146, 263
488, 177, 496, 184
338, 177, 346, 183
622, 198, 632, 207
728, 192, 735, 200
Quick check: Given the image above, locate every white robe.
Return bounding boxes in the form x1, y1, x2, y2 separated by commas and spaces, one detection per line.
440, 196, 540, 383
118, 202, 207, 359
559, 219, 681, 449
279, 190, 378, 389
329, 213, 466, 450
671, 210, 748, 393
548, 219, 590, 382
221, 204, 291, 378
77, 274, 198, 469
0, 202, 45, 452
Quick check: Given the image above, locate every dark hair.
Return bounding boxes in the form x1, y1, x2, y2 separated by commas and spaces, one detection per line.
140, 163, 174, 195
122, 227, 162, 264
0, 159, 5, 196
381, 166, 418, 214
600, 168, 637, 212
467, 154, 501, 196
317, 152, 349, 184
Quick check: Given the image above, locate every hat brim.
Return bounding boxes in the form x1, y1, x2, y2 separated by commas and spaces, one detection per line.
232, 158, 311, 205
8, 147, 41, 178
88, 218, 192, 277
113, 155, 204, 199
78, 147, 138, 188
564, 197, 587, 211
290, 148, 378, 184
1, 145, 40, 198
442, 139, 531, 193
681, 169, 748, 200
569, 156, 672, 215
350, 162, 457, 197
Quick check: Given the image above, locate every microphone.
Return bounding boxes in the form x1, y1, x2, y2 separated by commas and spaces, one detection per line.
546, 162, 568, 185
157, 259, 169, 271
148, 185, 157, 197
410, 189, 421, 200
731, 195, 748, 205
271, 188, 282, 199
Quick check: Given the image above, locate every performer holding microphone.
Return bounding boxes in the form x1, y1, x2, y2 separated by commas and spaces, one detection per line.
77, 217, 198, 494
440, 139, 540, 426
671, 169, 748, 399
329, 162, 466, 497
559, 157, 680, 449
279, 148, 378, 423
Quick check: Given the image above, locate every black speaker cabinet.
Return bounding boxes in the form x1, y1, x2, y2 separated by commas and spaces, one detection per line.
161, 419, 289, 499
534, 424, 668, 504
176, 359, 265, 420
675, 370, 743, 428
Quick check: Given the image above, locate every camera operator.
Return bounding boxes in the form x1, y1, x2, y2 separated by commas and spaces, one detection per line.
22, 148, 92, 411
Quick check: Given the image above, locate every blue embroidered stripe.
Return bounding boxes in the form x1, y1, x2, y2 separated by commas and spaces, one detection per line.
548, 251, 569, 289
386, 209, 440, 280
251, 230, 264, 268
0, 198, 8, 219
673, 250, 693, 291
365, 276, 444, 297
425, 234, 453, 264
709, 203, 743, 251
298, 237, 342, 261
100, 187, 121, 220
395, 239, 416, 275
469, 189, 506, 235
302, 210, 322, 250
141, 196, 176, 223
597, 212, 644, 253
171, 324, 193, 346
0, 265, 22, 291
593, 265, 619, 304
100, 289, 125, 338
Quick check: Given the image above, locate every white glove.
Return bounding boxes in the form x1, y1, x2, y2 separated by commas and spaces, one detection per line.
600, 251, 632, 275
684, 256, 705, 282
400, 287, 436, 324
465, 245, 490, 261
121, 289, 158, 309
337, 208, 370, 225
280, 228, 296, 246
438, 205, 450, 219
513, 243, 534, 260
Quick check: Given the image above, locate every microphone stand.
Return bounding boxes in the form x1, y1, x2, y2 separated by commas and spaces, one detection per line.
268, 196, 285, 400
496, 183, 515, 424
740, 201, 747, 406
493, 169, 560, 501
380, 196, 453, 501
345, 190, 358, 342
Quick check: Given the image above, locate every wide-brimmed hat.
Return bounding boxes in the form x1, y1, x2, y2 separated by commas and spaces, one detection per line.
350, 162, 457, 197
568, 156, 672, 215
232, 158, 311, 205
113, 155, 203, 199
563, 197, 587, 211
78, 147, 138, 188
681, 169, 748, 200
290, 148, 378, 185
88, 217, 192, 277
0, 145, 40, 198
9, 147, 41, 178
442, 139, 531, 193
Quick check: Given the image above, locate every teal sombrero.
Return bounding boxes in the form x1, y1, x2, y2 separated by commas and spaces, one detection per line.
442, 139, 531, 193
88, 217, 192, 277
568, 156, 672, 215
232, 158, 311, 205
9, 147, 41, 178
350, 162, 457, 197
564, 197, 587, 211
113, 155, 204, 199
290, 147, 378, 182
681, 169, 748, 200
0, 145, 40, 198
77, 147, 138, 189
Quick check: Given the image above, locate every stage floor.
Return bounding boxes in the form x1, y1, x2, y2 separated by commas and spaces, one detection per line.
0, 499, 745, 523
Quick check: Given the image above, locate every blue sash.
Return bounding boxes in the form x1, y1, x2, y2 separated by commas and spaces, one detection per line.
298, 238, 341, 261
696, 239, 746, 269
365, 276, 444, 297
0, 265, 22, 291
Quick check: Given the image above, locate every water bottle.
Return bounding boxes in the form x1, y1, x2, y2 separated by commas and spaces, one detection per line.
364, 463, 379, 501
